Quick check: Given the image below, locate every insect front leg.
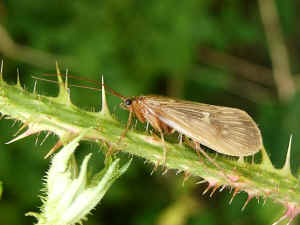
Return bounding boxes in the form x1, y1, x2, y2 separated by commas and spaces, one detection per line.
105, 110, 134, 164
121, 109, 134, 138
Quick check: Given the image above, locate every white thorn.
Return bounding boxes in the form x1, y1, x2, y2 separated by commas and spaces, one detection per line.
282, 135, 293, 175
16, 68, 21, 86
100, 75, 110, 115
35, 131, 41, 145
40, 131, 51, 146
33, 80, 38, 94
196, 180, 208, 185
65, 68, 69, 83
56, 61, 61, 75
0, 60, 3, 74
65, 69, 71, 102
56, 61, 64, 88
6, 129, 33, 144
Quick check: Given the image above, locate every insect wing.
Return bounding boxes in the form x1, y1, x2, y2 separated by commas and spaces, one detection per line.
141, 96, 262, 156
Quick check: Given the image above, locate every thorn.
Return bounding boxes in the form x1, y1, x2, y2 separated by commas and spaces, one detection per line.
44, 140, 63, 159
16, 68, 21, 87
56, 62, 63, 86
209, 184, 219, 197
281, 135, 293, 176
35, 131, 41, 146
260, 145, 275, 170
40, 131, 51, 146
151, 159, 160, 175
56, 61, 61, 77
65, 69, 71, 104
55, 62, 69, 102
0, 113, 5, 120
14, 122, 29, 136
219, 184, 226, 192
241, 195, 253, 211
65, 68, 69, 90
202, 184, 212, 195
196, 179, 208, 185
263, 197, 266, 206
0, 60, 3, 80
176, 170, 182, 175
6, 128, 37, 144
150, 168, 155, 176
256, 196, 260, 204
229, 187, 240, 204
182, 171, 191, 186
100, 75, 111, 115
56, 62, 64, 85
10, 119, 18, 127
33, 80, 38, 94
162, 167, 168, 175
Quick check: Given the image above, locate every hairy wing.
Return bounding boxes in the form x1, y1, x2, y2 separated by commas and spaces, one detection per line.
142, 96, 262, 156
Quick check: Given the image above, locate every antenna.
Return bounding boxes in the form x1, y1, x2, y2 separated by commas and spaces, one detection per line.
32, 73, 126, 99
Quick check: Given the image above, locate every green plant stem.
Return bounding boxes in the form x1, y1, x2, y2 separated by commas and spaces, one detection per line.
0, 75, 299, 213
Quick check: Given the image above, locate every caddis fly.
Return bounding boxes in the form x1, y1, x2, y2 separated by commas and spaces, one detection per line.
33, 73, 263, 168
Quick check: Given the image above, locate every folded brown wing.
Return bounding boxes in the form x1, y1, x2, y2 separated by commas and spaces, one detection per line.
142, 96, 262, 156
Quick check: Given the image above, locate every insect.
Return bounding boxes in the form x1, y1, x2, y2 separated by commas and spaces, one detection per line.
120, 95, 262, 156
33, 74, 263, 166
116, 94, 263, 168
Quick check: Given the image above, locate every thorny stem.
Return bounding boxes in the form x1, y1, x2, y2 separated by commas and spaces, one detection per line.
0, 67, 299, 224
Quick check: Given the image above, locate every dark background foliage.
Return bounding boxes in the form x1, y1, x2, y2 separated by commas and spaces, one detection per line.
0, 0, 299, 224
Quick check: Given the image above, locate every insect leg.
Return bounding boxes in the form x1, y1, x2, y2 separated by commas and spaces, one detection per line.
178, 133, 183, 146
160, 131, 167, 165
193, 140, 222, 171
193, 142, 233, 181
121, 109, 133, 138
148, 117, 169, 165
105, 110, 133, 163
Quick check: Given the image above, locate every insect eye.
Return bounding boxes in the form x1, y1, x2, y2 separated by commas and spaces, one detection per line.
125, 99, 132, 106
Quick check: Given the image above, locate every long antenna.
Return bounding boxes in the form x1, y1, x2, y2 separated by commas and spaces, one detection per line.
32, 73, 126, 99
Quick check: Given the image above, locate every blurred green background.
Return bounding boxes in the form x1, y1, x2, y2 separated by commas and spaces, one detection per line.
0, 0, 299, 224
